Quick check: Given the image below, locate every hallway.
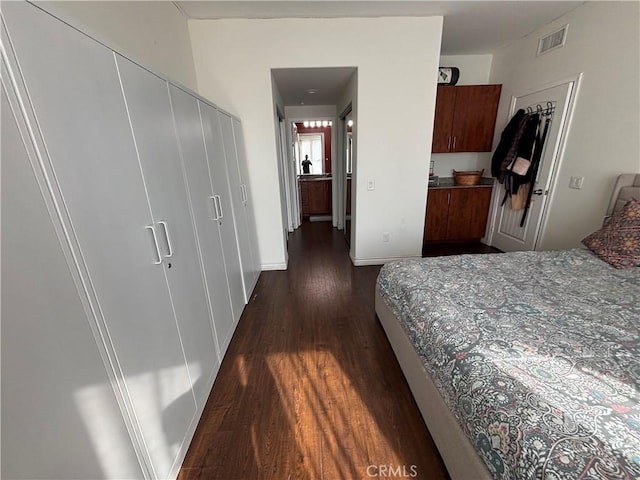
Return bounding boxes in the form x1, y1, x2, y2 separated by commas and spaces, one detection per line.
179, 221, 449, 480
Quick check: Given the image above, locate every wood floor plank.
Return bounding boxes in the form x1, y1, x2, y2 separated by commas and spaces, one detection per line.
180, 222, 451, 480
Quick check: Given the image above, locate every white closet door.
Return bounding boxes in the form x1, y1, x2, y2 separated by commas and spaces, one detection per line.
219, 112, 259, 302
1, 68, 143, 480
231, 117, 261, 290
201, 104, 247, 331
2, 4, 195, 478
115, 57, 218, 413
168, 86, 240, 357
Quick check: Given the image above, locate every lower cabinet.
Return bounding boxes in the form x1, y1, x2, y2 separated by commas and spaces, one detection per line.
424, 186, 493, 242
1, 3, 259, 479
300, 178, 332, 216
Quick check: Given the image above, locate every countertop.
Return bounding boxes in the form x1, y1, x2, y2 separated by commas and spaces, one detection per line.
298, 175, 332, 182
429, 176, 494, 189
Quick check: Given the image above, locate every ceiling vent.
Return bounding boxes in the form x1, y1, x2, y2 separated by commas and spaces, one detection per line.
537, 25, 568, 56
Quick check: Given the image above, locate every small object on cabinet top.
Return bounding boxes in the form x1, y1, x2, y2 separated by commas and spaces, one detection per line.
453, 169, 483, 186
438, 67, 459, 85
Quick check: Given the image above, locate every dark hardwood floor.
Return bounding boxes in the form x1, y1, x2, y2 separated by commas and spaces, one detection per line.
179, 221, 451, 480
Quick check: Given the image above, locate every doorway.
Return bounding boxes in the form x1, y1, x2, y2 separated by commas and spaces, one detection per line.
488, 77, 581, 252
291, 119, 334, 223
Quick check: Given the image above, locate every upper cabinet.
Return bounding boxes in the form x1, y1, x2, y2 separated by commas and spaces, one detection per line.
432, 85, 502, 153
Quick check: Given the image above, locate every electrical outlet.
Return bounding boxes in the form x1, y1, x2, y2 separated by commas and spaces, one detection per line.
569, 176, 584, 190
382, 232, 390, 243
367, 179, 375, 191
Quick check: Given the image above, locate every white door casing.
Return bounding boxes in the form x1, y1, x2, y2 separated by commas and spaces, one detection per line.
488, 77, 580, 252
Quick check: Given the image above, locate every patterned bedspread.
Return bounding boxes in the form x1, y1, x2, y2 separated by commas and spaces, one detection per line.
377, 249, 640, 480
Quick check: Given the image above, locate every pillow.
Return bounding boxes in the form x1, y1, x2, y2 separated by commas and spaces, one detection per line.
582, 198, 640, 268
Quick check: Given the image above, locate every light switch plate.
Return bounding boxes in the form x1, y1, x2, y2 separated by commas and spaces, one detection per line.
367, 179, 375, 191
569, 176, 584, 190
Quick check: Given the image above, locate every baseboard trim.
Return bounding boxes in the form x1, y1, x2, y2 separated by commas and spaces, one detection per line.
352, 254, 422, 266
261, 262, 287, 271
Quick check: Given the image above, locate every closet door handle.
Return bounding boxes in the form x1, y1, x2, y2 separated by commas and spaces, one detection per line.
215, 195, 224, 219
209, 196, 219, 220
241, 184, 247, 203
145, 225, 162, 265
158, 221, 173, 258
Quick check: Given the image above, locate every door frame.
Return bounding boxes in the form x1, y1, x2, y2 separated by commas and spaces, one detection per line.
486, 73, 583, 250
284, 115, 337, 229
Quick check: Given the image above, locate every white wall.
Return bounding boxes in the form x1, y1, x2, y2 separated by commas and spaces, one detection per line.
35, 1, 198, 91
489, 1, 640, 250
189, 17, 443, 267
432, 54, 494, 178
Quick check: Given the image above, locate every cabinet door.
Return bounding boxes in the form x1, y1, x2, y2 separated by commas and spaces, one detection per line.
201, 104, 247, 333
169, 85, 238, 360
447, 187, 493, 240
2, 69, 143, 480
300, 180, 311, 216
2, 4, 195, 478
307, 180, 330, 215
232, 117, 261, 295
450, 85, 502, 152
219, 112, 258, 303
116, 56, 221, 419
431, 86, 456, 153
424, 189, 451, 241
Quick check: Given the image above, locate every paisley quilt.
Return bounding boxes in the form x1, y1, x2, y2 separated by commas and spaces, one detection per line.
377, 249, 640, 479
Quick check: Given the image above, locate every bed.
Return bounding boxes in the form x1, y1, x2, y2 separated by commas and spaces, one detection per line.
375, 174, 640, 479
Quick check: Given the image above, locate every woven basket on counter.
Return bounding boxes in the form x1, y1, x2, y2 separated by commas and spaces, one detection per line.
452, 169, 484, 186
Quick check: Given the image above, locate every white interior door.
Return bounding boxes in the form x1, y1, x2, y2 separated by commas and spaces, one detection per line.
489, 81, 575, 252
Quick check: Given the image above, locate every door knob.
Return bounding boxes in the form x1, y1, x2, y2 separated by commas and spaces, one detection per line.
532, 189, 544, 195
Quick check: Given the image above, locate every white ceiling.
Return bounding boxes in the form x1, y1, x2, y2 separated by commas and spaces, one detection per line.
272, 67, 357, 106
177, 1, 585, 106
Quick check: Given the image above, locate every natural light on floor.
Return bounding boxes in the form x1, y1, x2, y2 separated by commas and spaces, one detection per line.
264, 349, 405, 479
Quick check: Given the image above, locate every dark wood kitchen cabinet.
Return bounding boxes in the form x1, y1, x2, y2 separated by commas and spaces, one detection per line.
424, 185, 493, 242
432, 85, 502, 153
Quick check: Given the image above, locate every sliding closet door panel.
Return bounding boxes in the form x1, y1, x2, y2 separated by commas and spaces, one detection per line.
115, 57, 217, 412
2, 4, 193, 478
201, 104, 246, 330
231, 118, 261, 289
168, 85, 237, 356
219, 111, 255, 303
1, 75, 143, 480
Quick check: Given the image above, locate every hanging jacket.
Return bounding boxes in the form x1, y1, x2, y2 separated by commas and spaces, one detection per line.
509, 114, 540, 194
490, 109, 526, 179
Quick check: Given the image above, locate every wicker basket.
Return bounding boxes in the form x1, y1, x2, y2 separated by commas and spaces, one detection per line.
453, 169, 484, 186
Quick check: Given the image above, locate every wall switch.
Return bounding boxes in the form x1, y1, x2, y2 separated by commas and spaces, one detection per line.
382, 232, 390, 242
569, 176, 584, 190
367, 179, 375, 191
